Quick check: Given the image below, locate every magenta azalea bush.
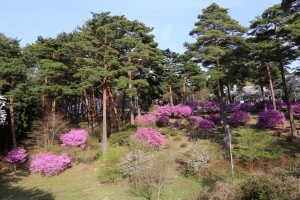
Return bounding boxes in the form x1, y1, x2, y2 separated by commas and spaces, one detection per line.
229, 111, 251, 126
196, 119, 214, 133
151, 105, 173, 117
256, 110, 286, 128
156, 114, 170, 127
4, 148, 27, 164
174, 119, 181, 128
135, 114, 157, 124
132, 127, 164, 148
60, 129, 88, 148
188, 115, 203, 124
291, 103, 300, 117
172, 104, 193, 118
227, 103, 241, 113
30, 152, 71, 176
207, 115, 221, 124
203, 102, 220, 113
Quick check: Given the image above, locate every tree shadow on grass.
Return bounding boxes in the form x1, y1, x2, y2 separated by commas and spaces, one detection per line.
0, 173, 55, 200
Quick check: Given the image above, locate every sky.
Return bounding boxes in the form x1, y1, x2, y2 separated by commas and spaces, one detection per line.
1, 0, 283, 54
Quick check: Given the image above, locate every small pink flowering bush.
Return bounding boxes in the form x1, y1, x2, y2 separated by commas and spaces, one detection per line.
256, 110, 286, 128
291, 103, 300, 117
196, 119, 214, 133
4, 148, 27, 164
172, 104, 193, 118
135, 114, 157, 124
132, 127, 164, 148
30, 152, 71, 176
207, 115, 221, 125
60, 129, 88, 148
203, 102, 220, 113
229, 111, 251, 126
151, 105, 173, 117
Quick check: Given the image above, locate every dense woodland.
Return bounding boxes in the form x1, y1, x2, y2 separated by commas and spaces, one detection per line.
0, 1, 300, 199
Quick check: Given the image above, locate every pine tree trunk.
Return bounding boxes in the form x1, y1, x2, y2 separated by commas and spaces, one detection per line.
128, 71, 135, 125
51, 99, 56, 118
169, 86, 174, 107
107, 85, 121, 130
9, 77, 17, 147
83, 88, 93, 133
182, 77, 187, 103
102, 82, 108, 154
266, 63, 277, 110
91, 89, 97, 125
227, 84, 233, 103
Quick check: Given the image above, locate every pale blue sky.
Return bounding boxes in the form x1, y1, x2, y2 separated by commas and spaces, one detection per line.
1, 0, 282, 54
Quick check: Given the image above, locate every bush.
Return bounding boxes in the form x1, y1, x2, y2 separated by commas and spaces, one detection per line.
151, 105, 173, 117
172, 104, 193, 117
196, 119, 214, 133
109, 130, 134, 147
173, 136, 182, 141
98, 147, 123, 183
233, 128, 280, 164
180, 143, 188, 148
207, 115, 221, 125
188, 116, 203, 124
60, 129, 88, 148
132, 127, 164, 148
203, 102, 220, 113
4, 148, 27, 164
229, 111, 250, 126
256, 110, 286, 128
291, 103, 300, 117
185, 100, 199, 110
174, 119, 181, 128
30, 152, 71, 176
155, 114, 170, 127
135, 114, 157, 125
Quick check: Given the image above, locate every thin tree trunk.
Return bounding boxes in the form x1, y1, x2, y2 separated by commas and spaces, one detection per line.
107, 85, 121, 130
91, 89, 97, 126
169, 86, 174, 107
102, 82, 108, 154
128, 70, 135, 125
51, 99, 56, 118
227, 84, 233, 104
42, 77, 48, 147
9, 77, 17, 147
266, 63, 277, 110
83, 88, 93, 133
182, 77, 187, 103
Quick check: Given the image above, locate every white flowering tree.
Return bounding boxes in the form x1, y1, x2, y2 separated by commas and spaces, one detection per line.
0, 95, 6, 125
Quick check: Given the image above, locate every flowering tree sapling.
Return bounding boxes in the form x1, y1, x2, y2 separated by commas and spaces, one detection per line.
30, 152, 71, 176
172, 104, 193, 118
256, 110, 286, 128
203, 102, 220, 113
229, 111, 251, 126
207, 115, 221, 125
60, 129, 88, 148
132, 127, 164, 148
196, 119, 214, 133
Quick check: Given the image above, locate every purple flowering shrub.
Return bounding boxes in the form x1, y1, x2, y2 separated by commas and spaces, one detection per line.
207, 115, 221, 125
132, 127, 164, 148
229, 111, 251, 126
135, 114, 157, 125
196, 119, 214, 133
188, 116, 203, 125
291, 103, 300, 117
227, 103, 241, 113
4, 148, 27, 164
151, 105, 173, 117
256, 110, 286, 128
239, 103, 252, 111
60, 129, 88, 148
172, 104, 193, 118
203, 102, 220, 113
30, 152, 71, 176
156, 114, 170, 127
185, 100, 199, 110
174, 119, 181, 128
252, 100, 286, 111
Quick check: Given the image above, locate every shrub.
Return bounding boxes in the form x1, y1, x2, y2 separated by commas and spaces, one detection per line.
185, 100, 199, 110
151, 104, 173, 117
188, 116, 203, 124
252, 100, 286, 111
180, 143, 188, 148
291, 103, 300, 117
172, 104, 193, 117
227, 103, 241, 113
4, 148, 27, 164
203, 102, 220, 113
173, 136, 182, 141
256, 110, 286, 128
30, 152, 71, 176
109, 130, 134, 147
155, 114, 170, 127
98, 147, 123, 183
196, 119, 214, 133
229, 111, 250, 126
176, 148, 211, 176
233, 128, 280, 163
207, 115, 221, 125
132, 127, 164, 148
174, 119, 181, 128
135, 114, 157, 125
60, 129, 88, 148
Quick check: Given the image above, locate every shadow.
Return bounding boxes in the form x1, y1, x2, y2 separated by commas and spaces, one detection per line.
0, 174, 55, 200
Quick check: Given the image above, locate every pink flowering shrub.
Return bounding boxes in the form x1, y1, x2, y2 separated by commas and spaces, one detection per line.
132, 127, 164, 148
196, 119, 214, 133
151, 105, 173, 117
156, 114, 170, 127
135, 114, 157, 125
207, 115, 221, 124
174, 119, 181, 128
188, 116, 203, 124
172, 104, 193, 118
60, 129, 88, 148
30, 152, 71, 176
227, 103, 241, 113
291, 103, 300, 117
229, 111, 251, 126
256, 110, 286, 128
4, 148, 27, 164
203, 102, 220, 113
